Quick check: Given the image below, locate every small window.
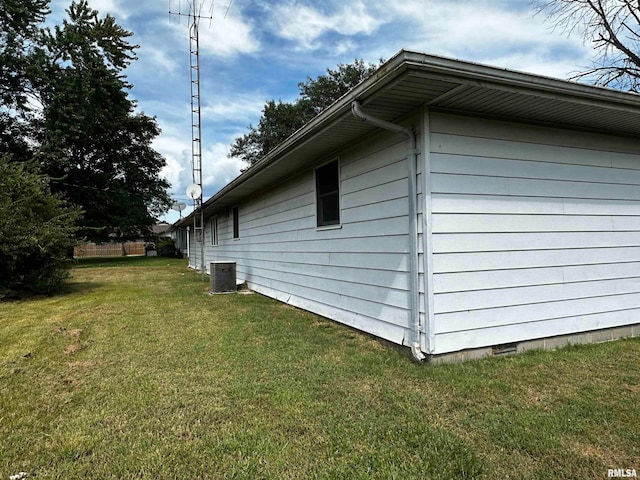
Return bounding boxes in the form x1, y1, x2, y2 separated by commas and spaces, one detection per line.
210, 216, 218, 246
232, 206, 240, 239
316, 159, 340, 227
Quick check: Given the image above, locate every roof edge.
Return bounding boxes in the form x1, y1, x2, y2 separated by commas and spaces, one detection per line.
403, 51, 640, 109
173, 49, 640, 228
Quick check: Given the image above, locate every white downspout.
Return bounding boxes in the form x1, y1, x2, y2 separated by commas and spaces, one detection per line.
186, 226, 191, 263
351, 101, 426, 362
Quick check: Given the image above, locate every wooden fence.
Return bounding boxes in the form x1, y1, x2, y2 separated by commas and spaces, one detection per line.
73, 242, 146, 258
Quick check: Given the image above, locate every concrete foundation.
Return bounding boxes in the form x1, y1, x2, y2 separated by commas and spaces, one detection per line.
428, 324, 640, 364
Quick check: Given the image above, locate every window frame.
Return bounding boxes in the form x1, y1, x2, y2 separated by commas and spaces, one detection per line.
314, 158, 341, 229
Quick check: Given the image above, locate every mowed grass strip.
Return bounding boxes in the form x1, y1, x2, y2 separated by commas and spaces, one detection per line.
0, 257, 638, 479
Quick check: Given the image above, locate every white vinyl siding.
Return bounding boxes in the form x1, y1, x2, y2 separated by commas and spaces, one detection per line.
188, 227, 202, 270
429, 112, 640, 354
204, 130, 414, 344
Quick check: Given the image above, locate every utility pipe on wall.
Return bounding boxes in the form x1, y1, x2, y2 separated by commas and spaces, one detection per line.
351, 101, 426, 362
186, 226, 191, 261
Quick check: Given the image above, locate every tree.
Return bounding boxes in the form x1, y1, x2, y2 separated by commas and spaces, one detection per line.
0, 0, 50, 110
230, 59, 382, 166
538, 0, 640, 92
36, 1, 171, 241
0, 157, 81, 298
0, 0, 50, 164
0, 0, 81, 298
297, 59, 382, 115
0, 0, 171, 295
229, 100, 310, 166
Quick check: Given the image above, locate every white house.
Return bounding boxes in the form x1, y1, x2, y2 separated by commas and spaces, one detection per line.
172, 50, 640, 362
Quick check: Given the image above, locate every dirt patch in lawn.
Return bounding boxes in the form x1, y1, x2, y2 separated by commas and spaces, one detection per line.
63, 328, 86, 355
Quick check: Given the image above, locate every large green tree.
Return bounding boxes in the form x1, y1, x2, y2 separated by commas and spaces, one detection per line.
0, 0, 49, 109
0, 0, 172, 295
230, 59, 381, 166
0, 0, 49, 164
35, 1, 171, 241
538, 0, 640, 92
0, 0, 82, 297
0, 157, 81, 298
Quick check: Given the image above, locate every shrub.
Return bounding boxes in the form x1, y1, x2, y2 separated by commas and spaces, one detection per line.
0, 158, 82, 298
156, 237, 176, 257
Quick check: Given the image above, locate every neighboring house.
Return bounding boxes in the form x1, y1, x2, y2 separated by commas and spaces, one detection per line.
171, 49, 640, 362
152, 222, 172, 238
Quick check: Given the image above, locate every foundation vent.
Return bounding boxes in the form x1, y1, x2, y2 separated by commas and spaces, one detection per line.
492, 343, 517, 356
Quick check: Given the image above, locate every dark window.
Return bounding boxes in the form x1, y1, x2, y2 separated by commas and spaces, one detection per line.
232, 206, 240, 239
210, 216, 218, 246
316, 160, 340, 227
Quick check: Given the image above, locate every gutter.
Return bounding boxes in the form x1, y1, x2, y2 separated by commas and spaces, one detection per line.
351, 100, 425, 363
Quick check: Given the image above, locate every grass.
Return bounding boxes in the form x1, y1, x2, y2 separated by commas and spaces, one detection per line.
1, 257, 639, 479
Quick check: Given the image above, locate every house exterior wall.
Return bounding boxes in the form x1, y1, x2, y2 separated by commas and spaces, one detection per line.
202, 129, 419, 345
429, 112, 640, 354
187, 227, 202, 269
172, 227, 188, 257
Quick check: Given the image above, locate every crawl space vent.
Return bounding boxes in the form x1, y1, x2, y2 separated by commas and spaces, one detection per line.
492, 343, 518, 356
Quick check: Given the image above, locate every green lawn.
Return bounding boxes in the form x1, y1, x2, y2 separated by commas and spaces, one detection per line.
1, 257, 638, 479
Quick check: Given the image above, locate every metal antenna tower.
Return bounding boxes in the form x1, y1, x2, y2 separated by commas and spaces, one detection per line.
169, 1, 213, 281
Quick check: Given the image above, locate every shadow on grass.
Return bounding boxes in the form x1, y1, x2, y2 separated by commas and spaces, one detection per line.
73, 256, 186, 269
0, 281, 103, 303
58, 280, 104, 296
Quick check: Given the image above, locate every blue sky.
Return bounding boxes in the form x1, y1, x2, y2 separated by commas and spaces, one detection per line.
47, 0, 593, 223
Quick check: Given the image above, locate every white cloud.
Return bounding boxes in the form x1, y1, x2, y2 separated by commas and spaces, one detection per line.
259, 0, 590, 76
157, 139, 245, 224
155, 132, 244, 202
154, 135, 190, 196
414, 2, 563, 53
137, 100, 189, 124
270, 1, 383, 50
202, 143, 245, 191
200, 14, 259, 57
142, 46, 180, 74
201, 94, 266, 123
167, 9, 259, 58
339, 0, 591, 80
334, 40, 357, 56
47, 0, 131, 24
86, 0, 129, 19
482, 53, 586, 80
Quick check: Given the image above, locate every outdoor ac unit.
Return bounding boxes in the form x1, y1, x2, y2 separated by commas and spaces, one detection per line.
210, 261, 236, 294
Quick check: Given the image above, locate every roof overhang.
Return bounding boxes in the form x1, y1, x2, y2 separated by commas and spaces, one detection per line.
173, 49, 640, 229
